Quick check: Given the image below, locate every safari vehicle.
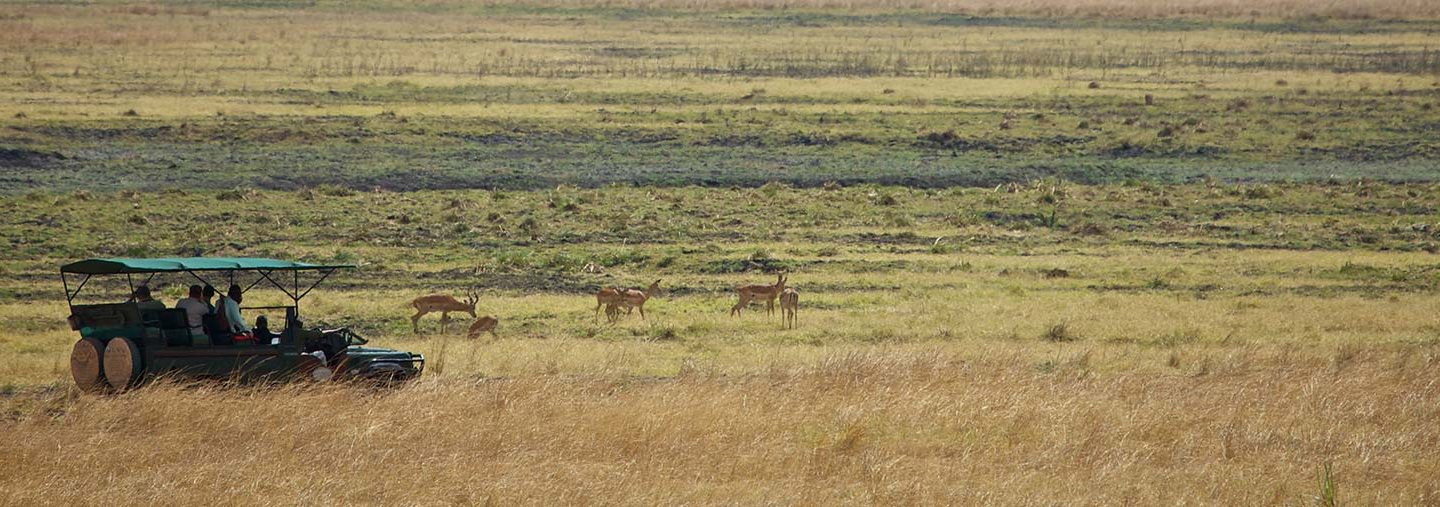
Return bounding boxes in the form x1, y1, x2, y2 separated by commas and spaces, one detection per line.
62, 257, 424, 392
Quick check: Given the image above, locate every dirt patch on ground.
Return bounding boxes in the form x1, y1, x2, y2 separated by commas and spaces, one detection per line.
0, 147, 64, 167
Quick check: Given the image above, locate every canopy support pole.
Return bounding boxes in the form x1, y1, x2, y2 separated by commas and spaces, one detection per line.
184, 270, 213, 289
242, 270, 271, 295
296, 268, 335, 301
255, 270, 299, 301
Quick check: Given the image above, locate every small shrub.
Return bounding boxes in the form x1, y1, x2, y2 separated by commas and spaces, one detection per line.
1088, 81, 1101, 89
1296, 130, 1316, 141
121, 109, 139, 117
1072, 222, 1108, 236
815, 246, 840, 257
217, 188, 258, 201
759, 181, 789, 198
518, 216, 541, 236
651, 326, 679, 341
315, 184, 354, 197
1243, 185, 1281, 199
126, 215, 149, 225
885, 211, 914, 227
1041, 322, 1078, 342
1040, 268, 1070, 279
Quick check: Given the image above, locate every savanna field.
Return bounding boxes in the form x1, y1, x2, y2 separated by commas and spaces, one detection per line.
3, 0, 1440, 505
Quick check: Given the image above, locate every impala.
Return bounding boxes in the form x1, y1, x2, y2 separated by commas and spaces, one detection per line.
410, 290, 479, 333
467, 315, 498, 339
730, 272, 786, 317
593, 287, 626, 323
780, 287, 799, 329
605, 279, 661, 323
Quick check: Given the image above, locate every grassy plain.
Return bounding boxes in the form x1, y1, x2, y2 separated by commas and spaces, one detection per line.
3, 1, 1440, 189
3, 183, 1440, 504
3, 0, 1440, 505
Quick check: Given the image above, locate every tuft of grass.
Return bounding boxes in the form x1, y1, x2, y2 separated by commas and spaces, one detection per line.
1317, 462, 1339, 507
1042, 322, 1079, 342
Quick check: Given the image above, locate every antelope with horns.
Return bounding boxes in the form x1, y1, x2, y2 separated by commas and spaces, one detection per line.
410, 290, 479, 333
730, 272, 786, 317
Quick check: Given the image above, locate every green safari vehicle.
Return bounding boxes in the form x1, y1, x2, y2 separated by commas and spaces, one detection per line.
62, 257, 424, 391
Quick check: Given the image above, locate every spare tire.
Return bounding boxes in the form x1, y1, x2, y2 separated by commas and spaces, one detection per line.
70, 337, 107, 393
103, 337, 143, 390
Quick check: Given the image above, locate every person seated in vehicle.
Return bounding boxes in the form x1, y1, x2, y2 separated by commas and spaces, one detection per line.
253, 315, 281, 345
202, 285, 217, 313
132, 285, 166, 312
174, 284, 211, 346
217, 284, 254, 343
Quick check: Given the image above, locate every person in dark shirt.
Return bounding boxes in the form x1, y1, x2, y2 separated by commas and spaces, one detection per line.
133, 285, 165, 312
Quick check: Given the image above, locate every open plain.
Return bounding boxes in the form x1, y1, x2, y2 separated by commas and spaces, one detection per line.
2, 1, 1440, 505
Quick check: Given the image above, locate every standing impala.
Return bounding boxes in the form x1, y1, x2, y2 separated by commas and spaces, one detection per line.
594, 287, 626, 323
780, 287, 799, 329
730, 272, 786, 317
606, 279, 662, 323
410, 290, 479, 333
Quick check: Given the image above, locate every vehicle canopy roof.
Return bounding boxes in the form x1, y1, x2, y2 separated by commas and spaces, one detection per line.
61, 257, 354, 275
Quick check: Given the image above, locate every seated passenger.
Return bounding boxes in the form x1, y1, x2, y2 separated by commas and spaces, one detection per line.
254, 315, 280, 345
133, 285, 166, 312
217, 284, 252, 336
202, 285, 217, 313
174, 284, 211, 346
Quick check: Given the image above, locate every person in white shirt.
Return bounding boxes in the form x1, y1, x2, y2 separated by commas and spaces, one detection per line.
174, 284, 211, 345
218, 284, 252, 335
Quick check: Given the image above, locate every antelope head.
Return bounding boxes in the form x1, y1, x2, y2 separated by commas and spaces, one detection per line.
646, 279, 662, 297
463, 289, 480, 318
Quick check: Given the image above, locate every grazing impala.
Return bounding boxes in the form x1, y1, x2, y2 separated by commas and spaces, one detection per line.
410, 290, 479, 333
730, 272, 786, 317
468, 315, 498, 339
606, 279, 662, 323
780, 287, 799, 329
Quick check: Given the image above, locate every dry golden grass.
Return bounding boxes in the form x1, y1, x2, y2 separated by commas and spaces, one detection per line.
2, 349, 1438, 505
403, 0, 1440, 18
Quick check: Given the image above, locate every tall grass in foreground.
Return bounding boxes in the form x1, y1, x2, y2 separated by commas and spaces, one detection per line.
1, 351, 1436, 505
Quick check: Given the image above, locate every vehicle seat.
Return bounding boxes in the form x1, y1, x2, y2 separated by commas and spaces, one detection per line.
202, 313, 233, 346
159, 309, 191, 346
